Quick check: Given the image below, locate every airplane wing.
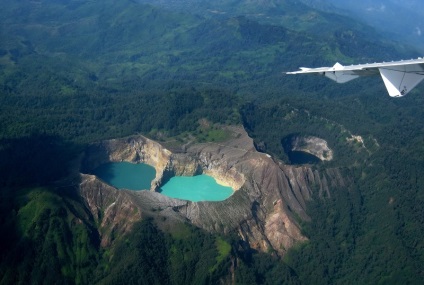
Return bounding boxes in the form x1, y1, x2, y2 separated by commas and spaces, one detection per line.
287, 58, 424, 97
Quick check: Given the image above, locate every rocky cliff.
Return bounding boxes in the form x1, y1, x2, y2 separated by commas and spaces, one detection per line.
79, 126, 349, 254
287, 135, 333, 161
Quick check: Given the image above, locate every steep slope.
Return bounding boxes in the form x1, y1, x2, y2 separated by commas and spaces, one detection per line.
79, 127, 348, 255
0, 188, 101, 284
240, 92, 424, 284
0, 133, 303, 285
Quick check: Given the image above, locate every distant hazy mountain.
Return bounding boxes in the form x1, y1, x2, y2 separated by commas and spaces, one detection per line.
137, 0, 396, 45
300, 0, 424, 51
143, 0, 424, 52
137, 0, 423, 54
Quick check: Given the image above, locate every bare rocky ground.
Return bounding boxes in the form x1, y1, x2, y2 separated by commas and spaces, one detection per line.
79, 126, 349, 254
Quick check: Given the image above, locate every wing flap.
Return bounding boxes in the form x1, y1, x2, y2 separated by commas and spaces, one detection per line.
379, 65, 424, 97
325, 72, 359, 83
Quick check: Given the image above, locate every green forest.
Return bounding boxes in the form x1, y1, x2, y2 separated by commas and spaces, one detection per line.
1, 0, 424, 284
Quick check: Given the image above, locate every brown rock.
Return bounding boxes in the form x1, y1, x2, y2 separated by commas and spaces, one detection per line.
79, 126, 349, 255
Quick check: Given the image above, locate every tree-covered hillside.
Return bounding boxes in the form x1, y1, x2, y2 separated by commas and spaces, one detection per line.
1, 0, 424, 284
1, 0, 414, 99
241, 92, 424, 284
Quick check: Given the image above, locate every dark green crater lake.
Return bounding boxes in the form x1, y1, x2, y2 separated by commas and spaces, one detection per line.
92, 162, 156, 191
282, 135, 321, 165
287, 151, 321, 165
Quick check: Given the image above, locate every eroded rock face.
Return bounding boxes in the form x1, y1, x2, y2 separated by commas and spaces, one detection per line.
79, 126, 348, 255
81, 136, 172, 191
80, 174, 142, 247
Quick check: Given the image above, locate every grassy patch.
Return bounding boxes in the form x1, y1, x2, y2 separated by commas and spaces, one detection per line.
16, 187, 62, 234
209, 236, 231, 273
216, 236, 231, 263
203, 129, 231, 142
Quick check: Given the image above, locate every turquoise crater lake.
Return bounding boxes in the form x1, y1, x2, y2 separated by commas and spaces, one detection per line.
92, 162, 234, 201
160, 175, 234, 202
92, 162, 156, 191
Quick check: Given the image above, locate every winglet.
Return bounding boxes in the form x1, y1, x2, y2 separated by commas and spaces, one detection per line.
325, 62, 359, 83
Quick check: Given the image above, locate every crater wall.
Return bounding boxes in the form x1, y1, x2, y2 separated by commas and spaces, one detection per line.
79, 126, 349, 255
